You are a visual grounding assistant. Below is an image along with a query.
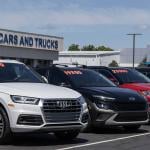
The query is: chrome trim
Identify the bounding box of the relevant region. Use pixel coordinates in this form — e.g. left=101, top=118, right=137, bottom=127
left=41, top=99, right=82, bottom=123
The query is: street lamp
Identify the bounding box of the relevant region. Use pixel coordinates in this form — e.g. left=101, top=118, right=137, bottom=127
left=127, top=33, right=142, bottom=68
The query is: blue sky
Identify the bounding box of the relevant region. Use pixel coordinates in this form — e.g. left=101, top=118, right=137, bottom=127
left=1, top=0, right=150, bottom=50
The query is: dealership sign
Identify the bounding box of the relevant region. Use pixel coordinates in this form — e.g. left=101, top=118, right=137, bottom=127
left=0, top=29, right=63, bottom=51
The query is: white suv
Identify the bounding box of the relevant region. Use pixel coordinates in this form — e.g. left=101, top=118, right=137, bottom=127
left=0, top=60, right=88, bottom=143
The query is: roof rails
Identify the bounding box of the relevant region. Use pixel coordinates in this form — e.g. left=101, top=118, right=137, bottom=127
left=52, top=63, right=68, bottom=67
left=53, top=63, right=87, bottom=68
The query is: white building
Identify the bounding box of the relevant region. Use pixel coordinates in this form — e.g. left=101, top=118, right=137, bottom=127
left=0, top=29, right=64, bottom=67
left=55, top=51, right=120, bottom=66
left=120, top=45, right=150, bottom=67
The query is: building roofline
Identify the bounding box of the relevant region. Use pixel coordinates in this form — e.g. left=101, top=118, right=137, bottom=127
left=0, top=28, right=64, bottom=39
left=59, top=51, right=120, bottom=56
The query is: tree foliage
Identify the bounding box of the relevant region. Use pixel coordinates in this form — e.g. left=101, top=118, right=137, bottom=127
left=96, top=46, right=113, bottom=51
left=108, top=60, right=119, bottom=67
left=68, top=44, right=80, bottom=51
left=138, top=56, right=147, bottom=67
left=68, top=44, right=114, bottom=51
left=81, top=45, right=95, bottom=51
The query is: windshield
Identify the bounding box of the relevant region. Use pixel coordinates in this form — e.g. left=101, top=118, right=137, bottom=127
left=0, top=62, right=45, bottom=83
left=63, top=69, right=116, bottom=88
left=111, top=69, right=150, bottom=84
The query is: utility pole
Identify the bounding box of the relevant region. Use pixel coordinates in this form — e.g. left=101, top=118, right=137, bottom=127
left=127, top=33, right=142, bottom=68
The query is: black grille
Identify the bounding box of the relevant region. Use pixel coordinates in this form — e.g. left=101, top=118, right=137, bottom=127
left=42, top=99, right=81, bottom=123
left=113, top=102, right=146, bottom=111
left=114, top=112, right=148, bottom=122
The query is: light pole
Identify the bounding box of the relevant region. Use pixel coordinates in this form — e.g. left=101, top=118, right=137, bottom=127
left=127, top=33, right=142, bottom=68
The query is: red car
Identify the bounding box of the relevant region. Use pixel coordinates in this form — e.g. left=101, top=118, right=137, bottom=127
left=88, top=66, right=150, bottom=109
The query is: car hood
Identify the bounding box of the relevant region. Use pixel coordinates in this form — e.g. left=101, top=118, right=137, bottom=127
left=120, top=83, right=150, bottom=91
left=79, top=86, right=145, bottom=103
left=0, top=83, right=81, bottom=99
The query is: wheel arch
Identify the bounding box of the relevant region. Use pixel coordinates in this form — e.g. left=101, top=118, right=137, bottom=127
left=0, top=102, right=11, bottom=124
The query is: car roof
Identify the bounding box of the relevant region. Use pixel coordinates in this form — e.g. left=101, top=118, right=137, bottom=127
left=57, top=66, right=90, bottom=71
left=109, top=67, right=131, bottom=70
left=0, top=59, right=23, bottom=64
left=36, top=64, right=88, bottom=70
left=87, top=66, right=109, bottom=69
left=87, top=66, right=133, bottom=72
left=136, top=67, right=150, bottom=70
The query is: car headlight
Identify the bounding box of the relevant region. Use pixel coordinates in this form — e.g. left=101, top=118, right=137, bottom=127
left=78, top=96, right=86, bottom=104
left=92, top=95, right=115, bottom=109
left=92, top=95, right=115, bottom=101
left=11, top=95, right=40, bottom=105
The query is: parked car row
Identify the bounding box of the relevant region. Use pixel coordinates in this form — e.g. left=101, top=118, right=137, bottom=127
left=88, top=66, right=150, bottom=113
left=36, top=65, right=149, bottom=131
left=0, top=60, right=149, bottom=144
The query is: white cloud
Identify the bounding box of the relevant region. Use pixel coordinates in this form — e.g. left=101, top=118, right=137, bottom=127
left=0, top=7, right=150, bottom=30
left=138, top=24, right=150, bottom=30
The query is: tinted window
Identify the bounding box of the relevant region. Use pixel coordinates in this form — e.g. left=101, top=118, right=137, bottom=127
left=50, top=69, right=71, bottom=86
left=136, top=68, right=150, bottom=79
left=111, top=69, right=150, bottom=84
left=36, top=69, right=47, bottom=76
left=146, top=73, right=150, bottom=78
left=63, top=69, right=116, bottom=88
left=97, top=69, right=118, bottom=83
left=0, top=63, right=44, bottom=83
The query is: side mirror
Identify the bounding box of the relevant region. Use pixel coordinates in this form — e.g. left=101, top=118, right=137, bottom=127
left=42, top=76, right=48, bottom=83
left=109, top=78, right=119, bottom=86
left=113, top=81, right=119, bottom=86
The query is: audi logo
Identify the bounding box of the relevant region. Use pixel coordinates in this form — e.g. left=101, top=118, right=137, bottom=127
left=56, top=101, right=72, bottom=108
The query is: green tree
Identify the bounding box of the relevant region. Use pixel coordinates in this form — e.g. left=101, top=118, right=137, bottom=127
left=68, top=44, right=80, bottom=51
left=81, top=45, right=96, bottom=51
left=138, top=56, right=147, bottom=67
left=108, top=60, right=119, bottom=67
left=96, top=46, right=113, bottom=51
left=68, top=44, right=114, bottom=51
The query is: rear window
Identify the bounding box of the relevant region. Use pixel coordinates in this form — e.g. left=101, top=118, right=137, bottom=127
left=136, top=68, right=150, bottom=79
left=111, top=69, right=150, bottom=84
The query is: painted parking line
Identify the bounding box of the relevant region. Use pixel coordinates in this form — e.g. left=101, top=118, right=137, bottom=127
left=56, top=132, right=150, bottom=150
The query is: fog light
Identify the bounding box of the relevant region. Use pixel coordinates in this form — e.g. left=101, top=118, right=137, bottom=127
left=81, top=113, right=89, bottom=123
left=17, top=115, right=43, bottom=126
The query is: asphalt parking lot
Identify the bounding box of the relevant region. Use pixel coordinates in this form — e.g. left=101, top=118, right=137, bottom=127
left=0, top=125, right=150, bottom=150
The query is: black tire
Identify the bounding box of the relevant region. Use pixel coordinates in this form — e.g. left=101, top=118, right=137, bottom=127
left=0, top=106, right=12, bottom=144
left=54, top=130, right=80, bottom=140
left=123, top=125, right=141, bottom=131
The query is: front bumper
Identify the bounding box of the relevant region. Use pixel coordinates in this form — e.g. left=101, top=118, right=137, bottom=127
left=105, top=112, right=149, bottom=125
left=11, top=122, right=84, bottom=133
left=7, top=100, right=88, bottom=133
left=90, top=103, right=149, bottom=126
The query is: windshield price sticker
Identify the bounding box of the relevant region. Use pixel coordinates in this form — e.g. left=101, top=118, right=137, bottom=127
left=0, top=63, right=5, bottom=68
left=64, top=70, right=83, bottom=75
left=112, top=69, right=128, bottom=74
